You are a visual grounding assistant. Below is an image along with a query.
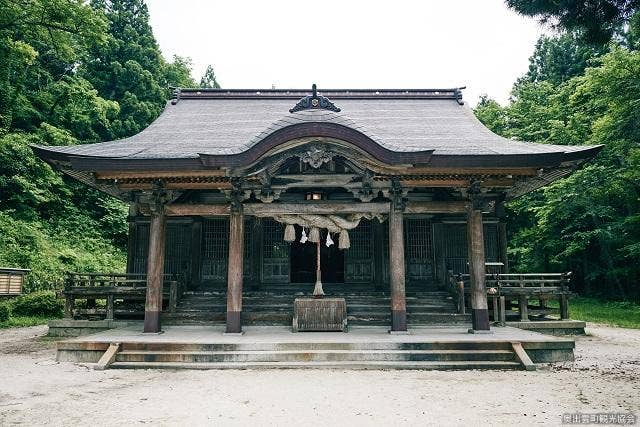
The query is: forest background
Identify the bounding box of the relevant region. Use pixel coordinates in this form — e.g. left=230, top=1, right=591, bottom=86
left=0, top=0, right=638, bottom=301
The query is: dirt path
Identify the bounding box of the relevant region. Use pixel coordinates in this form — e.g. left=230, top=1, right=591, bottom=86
left=0, top=325, right=638, bottom=426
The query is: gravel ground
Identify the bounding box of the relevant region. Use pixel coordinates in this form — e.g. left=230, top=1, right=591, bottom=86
left=0, top=324, right=638, bottom=426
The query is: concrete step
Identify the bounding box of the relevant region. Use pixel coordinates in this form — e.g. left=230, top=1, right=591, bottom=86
left=116, top=349, right=516, bottom=363
left=109, top=360, right=522, bottom=370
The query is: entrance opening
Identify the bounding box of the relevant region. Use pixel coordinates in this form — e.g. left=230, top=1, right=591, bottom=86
left=290, top=225, right=344, bottom=283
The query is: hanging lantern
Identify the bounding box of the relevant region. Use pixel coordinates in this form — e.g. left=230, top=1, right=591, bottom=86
left=308, top=227, right=320, bottom=243
left=300, top=228, right=308, bottom=244
left=283, top=224, right=296, bottom=242
left=326, top=232, right=334, bottom=247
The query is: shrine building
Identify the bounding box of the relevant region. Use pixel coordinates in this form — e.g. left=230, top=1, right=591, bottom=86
left=33, top=86, right=601, bottom=335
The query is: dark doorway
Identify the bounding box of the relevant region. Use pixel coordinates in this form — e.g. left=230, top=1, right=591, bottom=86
left=290, top=225, right=344, bottom=283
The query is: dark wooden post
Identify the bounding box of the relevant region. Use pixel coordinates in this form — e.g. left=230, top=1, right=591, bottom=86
left=143, top=201, right=166, bottom=333
left=126, top=203, right=138, bottom=274
left=251, top=218, right=263, bottom=290
left=190, top=217, right=203, bottom=290
left=373, top=219, right=385, bottom=291
left=467, top=195, right=490, bottom=331
left=495, top=201, right=509, bottom=274
left=226, top=205, right=245, bottom=334
left=389, top=194, right=407, bottom=332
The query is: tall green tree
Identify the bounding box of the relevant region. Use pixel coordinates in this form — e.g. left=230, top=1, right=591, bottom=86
left=476, top=38, right=640, bottom=300
left=506, top=0, right=639, bottom=44
left=199, top=64, right=221, bottom=88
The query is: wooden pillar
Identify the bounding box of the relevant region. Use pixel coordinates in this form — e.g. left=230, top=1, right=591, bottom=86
left=190, top=217, right=203, bottom=290
left=251, top=218, right=263, bottom=290
left=497, top=222, right=509, bottom=273
left=373, top=219, right=385, bottom=291
left=389, top=200, right=407, bottom=332
left=467, top=205, right=490, bottom=331
left=126, top=203, right=138, bottom=274
left=226, top=207, right=245, bottom=334
left=143, top=205, right=166, bottom=333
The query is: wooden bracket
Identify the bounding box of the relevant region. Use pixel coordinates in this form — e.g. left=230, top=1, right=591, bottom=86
left=511, top=341, right=536, bottom=371
left=94, top=342, right=120, bottom=371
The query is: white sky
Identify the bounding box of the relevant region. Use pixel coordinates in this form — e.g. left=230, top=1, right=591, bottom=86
left=146, top=0, right=548, bottom=106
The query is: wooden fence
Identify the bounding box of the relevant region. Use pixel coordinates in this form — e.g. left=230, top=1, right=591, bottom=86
left=62, top=272, right=183, bottom=320
left=447, top=271, right=571, bottom=323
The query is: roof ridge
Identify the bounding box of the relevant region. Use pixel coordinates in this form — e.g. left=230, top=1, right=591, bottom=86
left=173, top=87, right=467, bottom=101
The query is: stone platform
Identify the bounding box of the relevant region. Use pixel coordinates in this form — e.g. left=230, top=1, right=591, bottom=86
left=56, top=325, right=574, bottom=370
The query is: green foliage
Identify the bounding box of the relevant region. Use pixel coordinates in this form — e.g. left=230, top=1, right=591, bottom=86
left=200, top=65, right=221, bottom=89
left=11, top=291, right=63, bottom=318
left=476, top=33, right=640, bottom=300
left=0, top=0, right=208, bottom=292
left=520, top=33, right=608, bottom=85
left=0, top=302, right=10, bottom=322
left=505, top=0, right=639, bottom=44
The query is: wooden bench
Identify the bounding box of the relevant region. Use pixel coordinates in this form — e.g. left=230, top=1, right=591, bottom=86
left=449, top=272, right=571, bottom=323
left=62, top=272, right=183, bottom=320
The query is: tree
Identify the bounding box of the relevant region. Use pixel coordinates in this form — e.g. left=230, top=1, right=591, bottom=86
left=84, top=0, right=167, bottom=137
left=520, top=33, right=609, bottom=85
left=505, top=0, right=639, bottom=44
left=199, top=65, right=221, bottom=89
left=478, top=41, right=640, bottom=300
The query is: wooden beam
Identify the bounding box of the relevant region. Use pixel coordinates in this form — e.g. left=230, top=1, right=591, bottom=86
left=467, top=206, right=490, bottom=331
left=244, top=202, right=390, bottom=215
left=94, top=342, right=120, bottom=371
left=226, top=209, right=244, bottom=334
left=389, top=202, right=407, bottom=332
left=143, top=209, right=166, bottom=333
left=398, top=167, right=540, bottom=176
left=511, top=342, right=536, bottom=371
left=95, top=170, right=225, bottom=179
left=405, top=201, right=467, bottom=214
left=165, top=204, right=231, bottom=216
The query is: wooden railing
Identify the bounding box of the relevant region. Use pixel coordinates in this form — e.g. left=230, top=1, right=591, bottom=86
left=447, top=271, right=572, bottom=323
left=62, top=272, right=184, bottom=320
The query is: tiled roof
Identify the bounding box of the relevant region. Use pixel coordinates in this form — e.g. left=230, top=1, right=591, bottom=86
left=33, top=88, right=600, bottom=167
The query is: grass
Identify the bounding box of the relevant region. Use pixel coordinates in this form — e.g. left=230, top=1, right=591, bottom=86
left=0, top=316, right=51, bottom=329
left=546, top=296, right=640, bottom=329
left=568, top=297, right=640, bottom=329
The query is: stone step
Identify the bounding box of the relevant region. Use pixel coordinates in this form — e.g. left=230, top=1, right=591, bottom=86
left=109, top=360, right=522, bottom=370
left=174, top=305, right=456, bottom=313
left=163, top=313, right=471, bottom=326
left=118, top=340, right=512, bottom=353
left=116, top=349, right=516, bottom=363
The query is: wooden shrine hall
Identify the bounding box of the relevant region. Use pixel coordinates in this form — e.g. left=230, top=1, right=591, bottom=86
left=34, top=85, right=601, bottom=335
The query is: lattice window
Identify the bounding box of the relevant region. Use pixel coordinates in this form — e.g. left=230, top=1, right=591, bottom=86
left=202, top=219, right=229, bottom=260
left=345, top=220, right=373, bottom=282
left=243, top=218, right=254, bottom=280
left=201, top=218, right=229, bottom=282
left=132, top=223, right=149, bottom=274
left=404, top=219, right=433, bottom=260
left=164, top=223, right=191, bottom=276
left=404, top=218, right=434, bottom=284
left=262, top=219, right=289, bottom=283
left=484, top=223, right=499, bottom=262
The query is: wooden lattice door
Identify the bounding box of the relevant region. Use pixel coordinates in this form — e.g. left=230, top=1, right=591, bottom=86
left=164, top=223, right=192, bottom=277
left=344, top=220, right=374, bottom=283
left=261, top=219, right=290, bottom=283
left=201, top=218, right=229, bottom=284
left=404, top=218, right=434, bottom=285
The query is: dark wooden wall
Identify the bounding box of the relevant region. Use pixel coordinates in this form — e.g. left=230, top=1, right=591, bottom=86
left=127, top=215, right=503, bottom=289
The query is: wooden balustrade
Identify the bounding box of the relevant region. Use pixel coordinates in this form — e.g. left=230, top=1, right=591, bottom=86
left=62, top=272, right=184, bottom=320
left=447, top=271, right=572, bottom=323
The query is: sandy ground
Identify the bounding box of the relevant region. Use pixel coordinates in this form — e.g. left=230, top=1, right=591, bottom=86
left=0, top=325, right=638, bottom=426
